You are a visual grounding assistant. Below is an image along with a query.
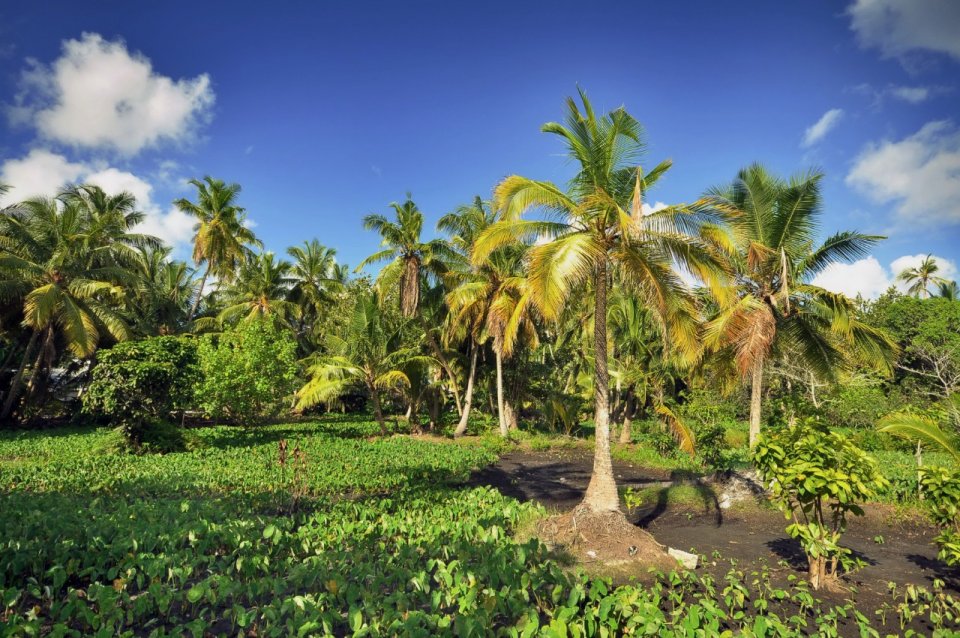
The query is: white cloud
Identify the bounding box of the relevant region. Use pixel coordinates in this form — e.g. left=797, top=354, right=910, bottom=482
left=802, top=109, right=844, bottom=147
left=848, top=0, right=960, bottom=60
left=846, top=120, right=960, bottom=226
left=890, top=253, right=957, bottom=282
left=811, top=256, right=893, bottom=299
left=0, top=148, right=86, bottom=203
left=812, top=253, right=958, bottom=299
left=0, top=149, right=194, bottom=250
left=10, top=33, right=214, bottom=155
left=641, top=201, right=668, bottom=215
left=889, top=86, right=930, bottom=103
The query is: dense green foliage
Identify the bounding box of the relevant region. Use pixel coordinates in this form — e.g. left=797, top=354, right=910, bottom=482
left=83, top=336, right=198, bottom=445
left=2, top=420, right=959, bottom=636
left=195, top=320, right=298, bottom=421
left=753, top=419, right=889, bottom=590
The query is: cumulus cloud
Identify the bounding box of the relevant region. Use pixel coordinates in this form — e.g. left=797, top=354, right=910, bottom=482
left=811, top=257, right=894, bottom=299
left=0, top=149, right=195, bottom=250
left=0, top=148, right=86, bottom=202
left=848, top=0, right=960, bottom=61
left=642, top=201, right=668, bottom=215
left=812, top=253, right=958, bottom=299
left=10, top=33, right=214, bottom=155
left=802, top=109, right=844, bottom=147
left=846, top=121, right=960, bottom=226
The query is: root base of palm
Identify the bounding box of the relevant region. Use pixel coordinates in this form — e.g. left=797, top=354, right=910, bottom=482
left=536, top=505, right=678, bottom=576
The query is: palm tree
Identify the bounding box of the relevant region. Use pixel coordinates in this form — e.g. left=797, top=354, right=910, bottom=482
left=175, top=177, right=261, bottom=322
left=128, top=245, right=197, bottom=335
left=937, top=280, right=960, bottom=301
left=296, top=291, right=433, bottom=434
left=0, top=195, right=137, bottom=419
left=474, top=89, right=725, bottom=515
left=898, top=255, right=947, bottom=299
left=358, top=196, right=463, bottom=414
left=878, top=412, right=959, bottom=463
left=439, top=196, right=498, bottom=436
left=216, top=252, right=299, bottom=325
left=448, top=243, right=537, bottom=437
left=703, top=163, right=895, bottom=447
left=287, top=240, right=343, bottom=316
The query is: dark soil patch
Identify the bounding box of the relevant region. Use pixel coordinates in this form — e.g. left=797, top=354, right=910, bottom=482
left=470, top=449, right=960, bottom=635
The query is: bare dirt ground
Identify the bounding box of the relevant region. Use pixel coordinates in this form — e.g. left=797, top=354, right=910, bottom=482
left=470, top=448, right=960, bottom=634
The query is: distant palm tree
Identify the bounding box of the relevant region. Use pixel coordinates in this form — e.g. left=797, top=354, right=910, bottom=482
left=128, top=245, right=197, bottom=335
left=474, top=89, right=726, bottom=514
left=217, top=252, right=299, bottom=325
left=898, top=255, right=947, bottom=299
left=296, top=292, right=433, bottom=434
left=175, top=177, right=261, bottom=321
left=439, top=196, right=498, bottom=436
left=937, top=280, right=960, bottom=301
left=358, top=196, right=463, bottom=414
left=703, top=163, right=895, bottom=448
left=286, top=240, right=345, bottom=350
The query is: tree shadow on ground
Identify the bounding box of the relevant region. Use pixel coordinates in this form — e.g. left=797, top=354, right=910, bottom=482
left=632, top=472, right=722, bottom=528
left=907, top=553, right=960, bottom=590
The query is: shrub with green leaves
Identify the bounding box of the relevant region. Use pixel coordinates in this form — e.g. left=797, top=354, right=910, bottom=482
left=82, top=336, right=198, bottom=446
left=195, top=320, right=298, bottom=422
left=753, top=418, right=889, bottom=590
left=919, top=465, right=960, bottom=566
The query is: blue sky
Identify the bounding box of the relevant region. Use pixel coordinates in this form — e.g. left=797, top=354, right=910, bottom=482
left=1, top=0, right=958, bottom=297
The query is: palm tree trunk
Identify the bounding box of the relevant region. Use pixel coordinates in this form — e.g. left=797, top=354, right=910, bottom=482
left=1, top=330, right=40, bottom=422
left=454, top=341, right=478, bottom=437
left=24, top=327, right=54, bottom=404
left=504, top=397, right=519, bottom=431
left=582, top=260, right=620, bottom=512
left=417, top=316, right=463, bottom=416
left=496, top=349, right=508, bottom=437
left=619, top=391, right=635, bottom=444
left=749, top=361, right=764, bottom=448
left=187, top=265, right=210, bottom=322
left=369, top=382, right=387, bottom=436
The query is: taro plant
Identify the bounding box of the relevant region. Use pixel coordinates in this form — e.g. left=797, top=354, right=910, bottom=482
left=753, top=418, right=889, bottom=590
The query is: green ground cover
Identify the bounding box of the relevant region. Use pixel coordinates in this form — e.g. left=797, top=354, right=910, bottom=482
left=2, top=417, right=958, bottom=637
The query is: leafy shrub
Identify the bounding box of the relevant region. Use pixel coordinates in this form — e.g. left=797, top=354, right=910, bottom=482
left=195, top=320, right=298, bottom=422
left=82, top=336, right=198, bottom=447
left=693, top=421, right=727, bottom=470
left=919, top=465, right=960, bottom=566
left=753, top=418, right=889, bottom=590
left=821, top=381, right=897, bottom=430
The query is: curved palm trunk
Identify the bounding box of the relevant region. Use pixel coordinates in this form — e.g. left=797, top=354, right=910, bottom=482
left=417, top=316, right=463, bottom=416
left=454, top=341, right=478, bottom=437
left=582, top=260, right=620, bottom=512
left=749, top=361, right=764, bottom=448
left=187, top=265, right=210, bottom=323
left=496, top=349, right=508, bottom=437
left=1, top=330, right=40, bottom=422
left=368, top=380, right=387, bottom=436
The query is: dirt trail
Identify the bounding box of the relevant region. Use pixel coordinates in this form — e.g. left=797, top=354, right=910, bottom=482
left=470, top=449, right=960, bottom=598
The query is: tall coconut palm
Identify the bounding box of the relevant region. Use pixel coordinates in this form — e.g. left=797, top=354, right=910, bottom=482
left=703, top=163, right=895, bottom=447
left=448, top=243, right=537, bottom=437
left=358, top=196, right=463, bottom=414
left=0, top=196, right=136, bottom=419
left=296, top=291, right=433, bottom=434
left=439, top=196, right=498, bottom=436
left=175, top=177, right=261, bottom=321
left=898, top=255, right=948, bottom=299
left=474, top=89, right=726, bottom=515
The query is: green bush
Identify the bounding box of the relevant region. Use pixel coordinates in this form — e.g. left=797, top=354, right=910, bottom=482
left=821, top=381, right=897, bottom=430
left=195, top=320, right=299, bottom=422
left=753, top=418, right=889, bottom=590
left=919, top=465, right=960, bottom=566
left=82, top=336, right=198, bottom=446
